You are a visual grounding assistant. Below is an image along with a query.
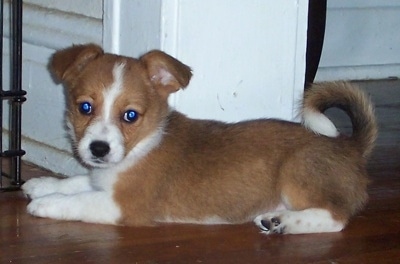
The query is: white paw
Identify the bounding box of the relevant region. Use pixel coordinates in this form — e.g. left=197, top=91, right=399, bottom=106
left=27, top=194, right=68, bottom=219
left=22, top=177, right=62, bottom=199
left=254, top=209, right=345, bottom=235
left=254, top=213, right=286, bottom=235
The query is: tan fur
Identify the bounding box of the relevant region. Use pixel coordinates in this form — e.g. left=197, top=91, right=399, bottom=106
left=50, top=44, right=377, bottom=229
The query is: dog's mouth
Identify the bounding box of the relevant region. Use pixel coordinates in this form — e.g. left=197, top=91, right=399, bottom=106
left=92, top=157, right=107, bottom=164
left=84, top=157, right=115, bottom=168
left=92, top=158, right=105, bottom=164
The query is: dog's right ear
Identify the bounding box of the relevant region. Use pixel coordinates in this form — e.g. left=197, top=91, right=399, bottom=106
left=50, top=44, right=104, bottom=84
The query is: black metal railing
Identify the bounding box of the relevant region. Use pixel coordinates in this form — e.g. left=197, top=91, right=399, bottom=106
left=1, top=0, right=26, bottom=191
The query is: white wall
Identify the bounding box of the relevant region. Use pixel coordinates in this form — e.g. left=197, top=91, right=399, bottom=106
left=2, top=0, right=309, bottom=176
left=316, top=0, right=400, bottom=81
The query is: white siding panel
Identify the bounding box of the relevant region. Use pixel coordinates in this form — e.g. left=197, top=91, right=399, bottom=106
left=21, top=4, right=101, bottom=50
left=25, top=0, right=103, bottom=19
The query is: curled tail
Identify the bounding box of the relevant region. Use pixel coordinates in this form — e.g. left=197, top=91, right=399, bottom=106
left=301, top=82, right=378, bottom=158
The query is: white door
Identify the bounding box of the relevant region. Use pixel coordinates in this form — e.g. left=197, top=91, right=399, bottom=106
left=103, top=0, right=309, bottom=122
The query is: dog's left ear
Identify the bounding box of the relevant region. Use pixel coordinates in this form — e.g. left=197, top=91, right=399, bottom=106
left=140, top=50, right=192, bottom=99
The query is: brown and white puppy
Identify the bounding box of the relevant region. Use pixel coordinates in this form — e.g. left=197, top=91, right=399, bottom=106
left=22, top=44, right=377, bottom=235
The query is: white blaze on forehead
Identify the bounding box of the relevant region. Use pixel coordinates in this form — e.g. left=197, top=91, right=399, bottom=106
left=102, top=62, right=126, bottom=121
left=76, top=62, right=127, bottom=168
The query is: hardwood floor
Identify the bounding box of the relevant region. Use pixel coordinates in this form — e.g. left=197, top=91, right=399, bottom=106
left=1, top=80, right=399, bottom=263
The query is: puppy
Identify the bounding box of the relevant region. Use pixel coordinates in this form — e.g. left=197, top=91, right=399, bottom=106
left=23, top=44, right=377, bottom=235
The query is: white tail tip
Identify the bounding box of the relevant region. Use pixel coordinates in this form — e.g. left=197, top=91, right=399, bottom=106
left=302, top=109, right=339, bottom=137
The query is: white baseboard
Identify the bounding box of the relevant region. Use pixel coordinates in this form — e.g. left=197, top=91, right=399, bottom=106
left=2, top=131, right=88, bottom=177
left=315, top=64, right=400, bottom=82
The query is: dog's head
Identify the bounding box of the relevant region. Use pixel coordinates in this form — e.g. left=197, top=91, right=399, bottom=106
left=50, top=44, right=192, bottom=168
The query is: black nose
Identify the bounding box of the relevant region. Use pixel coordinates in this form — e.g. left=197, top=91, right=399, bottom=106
left=89, top=141, right=110, bottom=158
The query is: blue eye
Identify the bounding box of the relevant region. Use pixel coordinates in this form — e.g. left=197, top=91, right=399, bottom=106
left=123, top=110, right=138, bottom=123
left=79, top=102, right=92, bottom=115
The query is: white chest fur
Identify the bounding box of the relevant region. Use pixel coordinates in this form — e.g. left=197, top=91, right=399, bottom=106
left=89, top=125, right=165, bottom=192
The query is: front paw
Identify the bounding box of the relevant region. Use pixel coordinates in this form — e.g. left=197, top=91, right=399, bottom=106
left=27, top=194, right=67, bottom=219
left=22, top=177, right=62, bottom=199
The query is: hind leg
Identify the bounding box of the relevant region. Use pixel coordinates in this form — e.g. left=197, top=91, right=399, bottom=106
left=254, top=185, right=349, bottom=235
left=254, top=208, right=345, bottom=235
left=261, top=147, right=368, bottom=235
